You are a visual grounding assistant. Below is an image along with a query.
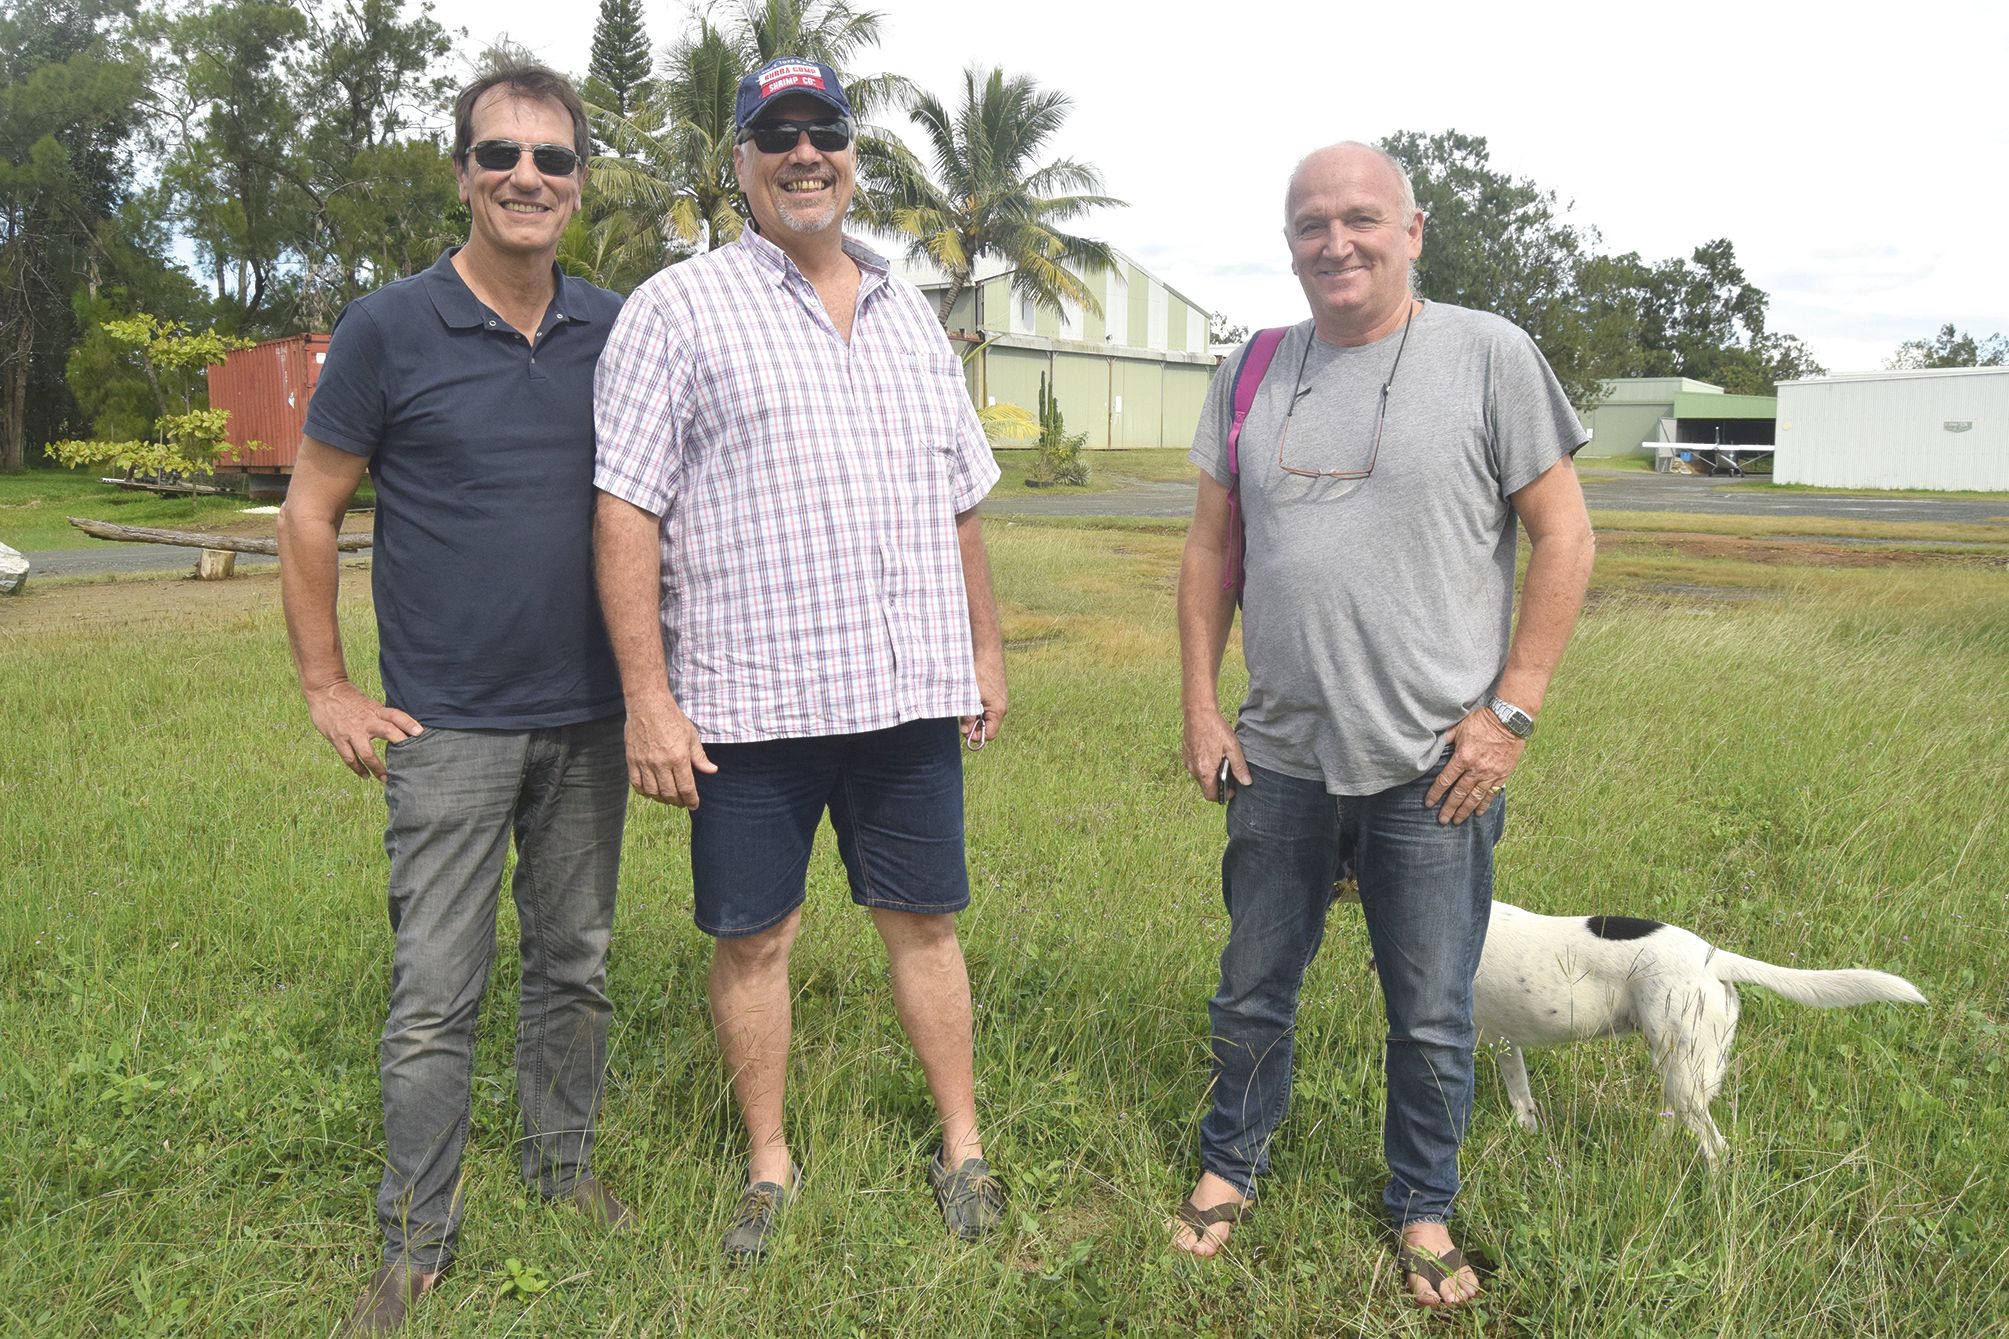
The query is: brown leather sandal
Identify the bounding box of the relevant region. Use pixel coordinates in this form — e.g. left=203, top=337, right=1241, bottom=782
left=1396, top=1241, right=1473, bottom=1307
left=1173, top=1196, right=1253, bottom=1251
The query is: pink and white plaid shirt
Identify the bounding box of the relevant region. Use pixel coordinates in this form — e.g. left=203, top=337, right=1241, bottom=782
left=594, top=230, right=1000, bottom=743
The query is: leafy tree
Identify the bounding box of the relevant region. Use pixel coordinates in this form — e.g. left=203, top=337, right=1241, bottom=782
left=0, top=0, right=152, bottom=472
left=1887, top=324, right=2008, bottom=370
left=1208, top=313, right=1249, bottom=346
left=152, top=0, right=309, bottom=331
left=1383, top=129, right=1823, bottom=401
left=48, top=313, right=253, bottom=477
left=887, top=65, right=1121, bottom=327
left=152, top=0, right=458, bottom=334
left=583, top=0, right=654, bottom=136
left=1381, top=129, right=1609, bottom=407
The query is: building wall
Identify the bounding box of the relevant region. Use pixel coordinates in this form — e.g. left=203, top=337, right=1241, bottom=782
left=1582, top=401, right=1671, bottom=457
left=1776, top=370, right=2009, bottom=490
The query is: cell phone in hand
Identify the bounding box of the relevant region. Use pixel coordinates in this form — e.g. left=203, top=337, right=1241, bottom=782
left=1214, top=757, right=1232, bottom=803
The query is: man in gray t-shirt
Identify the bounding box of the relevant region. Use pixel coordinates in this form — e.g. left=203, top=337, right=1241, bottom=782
left=1169, top=142, right=1595, bottom=1311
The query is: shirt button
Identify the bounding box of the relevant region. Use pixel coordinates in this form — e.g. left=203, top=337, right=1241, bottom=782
left=487, top=319, right=496, bottom=327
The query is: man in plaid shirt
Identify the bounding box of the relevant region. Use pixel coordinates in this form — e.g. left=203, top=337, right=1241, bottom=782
left=593, top=57, right=1008, bottom=1262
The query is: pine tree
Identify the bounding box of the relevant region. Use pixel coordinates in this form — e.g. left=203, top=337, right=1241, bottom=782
left=586, top=0, right=654, bottom=120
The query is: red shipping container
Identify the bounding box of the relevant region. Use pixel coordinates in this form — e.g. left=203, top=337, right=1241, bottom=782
left=207, top=332, right=331, bottom=476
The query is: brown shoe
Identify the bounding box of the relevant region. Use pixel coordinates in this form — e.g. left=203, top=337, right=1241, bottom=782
left=341, top=1261, right=441, bottom=1337
left=568, top=1176, right=634, bottom=1233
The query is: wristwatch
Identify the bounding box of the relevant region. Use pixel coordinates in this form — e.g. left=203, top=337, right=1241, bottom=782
left=1487, top=696, right=1535, bottom=739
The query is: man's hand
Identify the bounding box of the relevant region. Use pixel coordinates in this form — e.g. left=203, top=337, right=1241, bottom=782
left=1425, top=707, right=1527, bottom=825
left=962, top=653, right=1009, bottom=748
left=1183, top=709, right=1251, bottom=803
left=305, top=680, right=424, bottom=781
left=625, top=694, right=716, bottom=807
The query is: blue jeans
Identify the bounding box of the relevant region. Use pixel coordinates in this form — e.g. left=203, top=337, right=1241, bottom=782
left=1198, top=755, right=1501, bottom=1226
left=375, top=716, right=627, bottom=1270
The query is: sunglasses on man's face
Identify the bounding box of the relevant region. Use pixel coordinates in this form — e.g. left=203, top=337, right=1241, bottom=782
left=466, top=139, right=583, bottom=176
left=737, top=118, right=854, bottom=155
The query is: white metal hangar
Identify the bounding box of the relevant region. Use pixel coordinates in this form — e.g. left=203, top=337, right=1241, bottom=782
left=1775, top=367, right=2009, bottom=491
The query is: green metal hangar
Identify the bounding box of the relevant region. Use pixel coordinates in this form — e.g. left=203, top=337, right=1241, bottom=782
left=892, top=248, right=1217, bottom=449
left=1578, top=376, right=1778, bottom=473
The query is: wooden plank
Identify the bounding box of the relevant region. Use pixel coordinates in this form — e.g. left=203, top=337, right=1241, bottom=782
left=66, top=517, right=372, bottom=554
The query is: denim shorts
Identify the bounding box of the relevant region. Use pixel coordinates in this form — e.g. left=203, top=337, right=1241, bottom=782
left=688, top=717, right=971, bottom=937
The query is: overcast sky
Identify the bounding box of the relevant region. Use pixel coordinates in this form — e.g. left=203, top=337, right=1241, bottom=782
left=431, top=0, right=2009, bottom=372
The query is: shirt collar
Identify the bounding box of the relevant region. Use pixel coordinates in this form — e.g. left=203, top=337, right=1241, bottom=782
left=421, top=246, right=596, bottom=328
left=736, top=228, right=890, bottom=296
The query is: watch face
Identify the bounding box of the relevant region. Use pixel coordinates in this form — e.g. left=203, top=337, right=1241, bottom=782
left=1491, top=700, right=1532, bottom=737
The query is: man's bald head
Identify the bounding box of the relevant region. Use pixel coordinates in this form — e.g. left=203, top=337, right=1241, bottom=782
left=1285, top=142, right=1417, bottom=227
left=1282, top=141, right=1425, bottom=343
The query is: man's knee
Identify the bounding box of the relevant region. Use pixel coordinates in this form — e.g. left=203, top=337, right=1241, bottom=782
left=712, top=913, right=800, bottom=977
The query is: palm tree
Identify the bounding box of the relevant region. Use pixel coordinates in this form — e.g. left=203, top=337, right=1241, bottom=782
left=887, top=65, right=1122, bottom=327
left=585, top=0, right=913, bottom=261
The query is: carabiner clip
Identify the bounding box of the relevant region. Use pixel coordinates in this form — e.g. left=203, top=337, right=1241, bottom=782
left=965, top=718, right=988, bottom=752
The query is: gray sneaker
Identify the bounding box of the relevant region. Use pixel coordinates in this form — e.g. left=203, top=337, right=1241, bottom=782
left=721, top=1164, right=801, bottom=1265
left=928, top=1154, right=1005, bottom=1240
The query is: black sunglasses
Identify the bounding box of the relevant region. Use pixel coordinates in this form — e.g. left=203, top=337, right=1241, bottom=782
left=466, top=139, right=583, bottom=176
left=736, top=118, right=854, bottom=154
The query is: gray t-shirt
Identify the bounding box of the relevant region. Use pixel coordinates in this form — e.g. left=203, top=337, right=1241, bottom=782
left=1189, top=302, right=1586, bottom=795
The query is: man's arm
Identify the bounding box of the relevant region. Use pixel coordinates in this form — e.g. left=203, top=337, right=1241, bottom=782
left=1426, top=454, right=1596, bottom=824
left=954, top=507, right=1008, bottom=745
left=1177, top=473, right=1250, bottom=801
left=593, top=489, right=714, bottom=807
left=277, top=436, right=422, bottom=780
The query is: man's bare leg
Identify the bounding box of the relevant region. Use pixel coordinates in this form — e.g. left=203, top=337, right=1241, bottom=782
left=709, top=909, right=802, bottom=1186
left=869, top=907, right=982, bottom=1164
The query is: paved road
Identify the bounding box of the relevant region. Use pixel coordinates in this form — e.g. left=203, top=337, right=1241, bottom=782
left=991, top=472, right=2009, bottom=526
left=23, top=545, right=285, bottom=579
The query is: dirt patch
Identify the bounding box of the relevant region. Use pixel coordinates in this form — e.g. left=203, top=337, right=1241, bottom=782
left=1595, top=531, right=2008, bottom=569
left=0, top=558, right=372, bottom=640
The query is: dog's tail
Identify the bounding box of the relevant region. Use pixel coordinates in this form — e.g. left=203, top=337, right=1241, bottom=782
left=1709, top=950, right=1927, bottom=1008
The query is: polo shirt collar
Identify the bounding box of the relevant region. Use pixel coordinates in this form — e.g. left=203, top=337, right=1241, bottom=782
left=420, top=246, right=597, bottom=328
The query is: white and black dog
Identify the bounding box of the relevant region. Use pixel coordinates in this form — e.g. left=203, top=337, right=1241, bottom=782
left=1351, top=893, right=1927, bottom=1162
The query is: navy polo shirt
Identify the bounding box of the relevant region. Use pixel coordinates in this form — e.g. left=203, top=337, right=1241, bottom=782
left=305, top=249, right=624, bottom=729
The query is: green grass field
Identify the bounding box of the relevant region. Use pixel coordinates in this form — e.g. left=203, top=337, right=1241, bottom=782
left=3, top=516, right=2005, bottom=1336
left=0, top=470, right=264, bottom=554
left=983, top=448, right=1196, bottom=500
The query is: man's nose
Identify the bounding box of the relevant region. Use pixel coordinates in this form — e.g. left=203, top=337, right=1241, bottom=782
left=787, top=133, right=821, bottom=164
left=509, top=148, right=544, bottom=188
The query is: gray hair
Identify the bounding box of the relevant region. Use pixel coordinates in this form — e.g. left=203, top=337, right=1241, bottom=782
left=1284, top=141, right=1419, bottom=227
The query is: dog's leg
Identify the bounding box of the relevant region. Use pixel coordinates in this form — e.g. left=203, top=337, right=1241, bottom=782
left=1492, top=1040, right=1541, bottom=1132
left=1643, top=982, right=1736, bottom=1165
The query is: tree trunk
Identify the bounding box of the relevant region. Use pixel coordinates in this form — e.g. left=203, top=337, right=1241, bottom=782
left=67, top=518, right=372, bottom=553
left=2, top=318, right=26, bottom=474
left=935, top=273, right=968, bottom=329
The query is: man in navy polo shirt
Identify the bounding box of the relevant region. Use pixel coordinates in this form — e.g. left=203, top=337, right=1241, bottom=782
left=276, top=60, right=630, bottom=1336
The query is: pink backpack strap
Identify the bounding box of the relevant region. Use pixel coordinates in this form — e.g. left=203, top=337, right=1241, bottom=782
left=1222, top=327, right=1290, bottom=596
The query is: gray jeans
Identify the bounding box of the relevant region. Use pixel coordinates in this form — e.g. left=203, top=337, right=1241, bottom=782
left=375, top=716, right=627, bottom=1271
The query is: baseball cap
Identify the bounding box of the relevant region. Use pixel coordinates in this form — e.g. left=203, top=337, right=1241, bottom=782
left=735, top=56, right=853, bottom=127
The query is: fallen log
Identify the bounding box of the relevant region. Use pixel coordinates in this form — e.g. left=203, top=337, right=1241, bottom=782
left=66, top=517, right=372, bottom=553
